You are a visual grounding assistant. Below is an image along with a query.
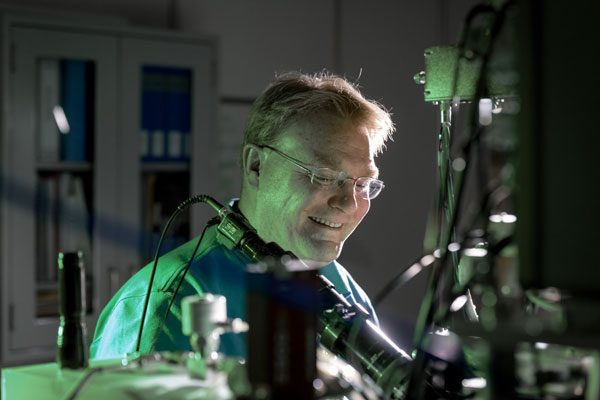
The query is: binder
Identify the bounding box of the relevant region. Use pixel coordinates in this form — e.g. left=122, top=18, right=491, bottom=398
left=141, top=66, right=191, bottom=161
left=165, top=69, right=191, bottom=161
left=60, top=60, right=89, bottom=162
left=141, top=66, right=166, bottom=161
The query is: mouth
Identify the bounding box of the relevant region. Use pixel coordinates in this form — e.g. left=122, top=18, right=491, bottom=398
left=309, top=216, right=342, bottom=229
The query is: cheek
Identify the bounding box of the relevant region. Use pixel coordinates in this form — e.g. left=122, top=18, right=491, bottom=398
left=291, top=188, right=319, bottom=224
left=259, top=167, right=293, bottom=202
left=279, top=174, right=318, bottom=208
left=362, top=199, right=371, bottom=215
left=298, top=187, right=335, bottom=220
left=261, top=173, right=311, bottom=220
left=354, top=199, right=371, bottom=224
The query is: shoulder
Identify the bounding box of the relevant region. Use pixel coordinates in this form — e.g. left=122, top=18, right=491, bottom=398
left=91, top=232, right=224, bottom=359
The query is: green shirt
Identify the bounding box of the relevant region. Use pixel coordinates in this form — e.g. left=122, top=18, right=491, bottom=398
left=90, top=213, right=378, bottom=360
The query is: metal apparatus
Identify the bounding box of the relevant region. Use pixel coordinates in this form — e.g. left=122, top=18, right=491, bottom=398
left=318, top=275, right=412, bottom=399
left=405, top=1, right=600, bottom=399
left=181, top=293, right=248, bottom=379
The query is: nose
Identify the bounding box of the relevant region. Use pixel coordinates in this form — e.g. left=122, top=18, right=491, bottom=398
left=328, top=179, right=359, bottom=213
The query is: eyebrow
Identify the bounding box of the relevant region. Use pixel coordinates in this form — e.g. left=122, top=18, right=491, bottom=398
left=308, top=149, right=334, bottom=166
left=311, top=149, right=380, bottom=179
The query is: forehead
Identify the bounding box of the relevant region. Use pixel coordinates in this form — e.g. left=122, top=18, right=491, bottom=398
left=276, top=117, right=379, bottom=176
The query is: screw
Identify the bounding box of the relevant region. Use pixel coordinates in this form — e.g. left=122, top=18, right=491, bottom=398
left=413, top=71, right=426, bottom=85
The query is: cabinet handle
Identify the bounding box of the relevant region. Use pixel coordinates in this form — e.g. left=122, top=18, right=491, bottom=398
left=9, top=302, right=15, bottom=331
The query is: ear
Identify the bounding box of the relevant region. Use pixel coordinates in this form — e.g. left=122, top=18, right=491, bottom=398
left=241, top=144, right=263, bottom=189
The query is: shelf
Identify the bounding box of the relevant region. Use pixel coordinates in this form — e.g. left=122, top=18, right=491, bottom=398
left=141, top=161, right=189, bottom=172
left=36, top=281, right=58, bottom=291
left=36, top=161, right=93, bottom=172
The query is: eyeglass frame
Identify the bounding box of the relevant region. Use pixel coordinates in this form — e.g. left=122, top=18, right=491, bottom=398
left=260, top=145, right=385, bottom=200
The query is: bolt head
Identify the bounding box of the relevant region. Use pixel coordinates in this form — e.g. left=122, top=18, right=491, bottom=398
left=413, top=71, right=426, bottom=85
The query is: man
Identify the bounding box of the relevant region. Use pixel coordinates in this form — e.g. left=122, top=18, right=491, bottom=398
left=90, top=71, right=394, bottom=360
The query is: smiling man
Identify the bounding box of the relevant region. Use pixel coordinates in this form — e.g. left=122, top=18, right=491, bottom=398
left=239, top=73, right=391, bottom=268
left=90, top=71, right=394, bottom=360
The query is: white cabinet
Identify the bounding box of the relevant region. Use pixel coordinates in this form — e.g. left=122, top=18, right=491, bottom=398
left=0, top=14, right=217, bottom=366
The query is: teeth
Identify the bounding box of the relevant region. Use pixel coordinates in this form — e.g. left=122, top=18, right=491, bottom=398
left=310, top=216, right=342, bottom=228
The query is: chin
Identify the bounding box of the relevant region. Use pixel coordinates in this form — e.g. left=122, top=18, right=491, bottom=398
left=292, top=238, right=343, bottom=267
left=302, top=258, right=332, bottom=268
left=302, top=249, right=341, bottom=268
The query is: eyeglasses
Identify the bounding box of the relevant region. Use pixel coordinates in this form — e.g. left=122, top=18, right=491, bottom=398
left=261, top=145, right=385, bottom=200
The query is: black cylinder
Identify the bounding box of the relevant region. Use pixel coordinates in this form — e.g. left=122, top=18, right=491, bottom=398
left=57, top=251, right=89, bottom=369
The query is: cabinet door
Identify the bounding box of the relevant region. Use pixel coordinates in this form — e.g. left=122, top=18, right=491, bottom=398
left=2, top=26, right=118, bottom=362
left=118, top=37, right=217, bottom=279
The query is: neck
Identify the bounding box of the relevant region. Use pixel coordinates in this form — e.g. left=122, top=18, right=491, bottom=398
left=237, top=195, right=253, bottom=225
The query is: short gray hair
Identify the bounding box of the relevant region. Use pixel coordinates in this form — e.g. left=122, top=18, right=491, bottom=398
left=240, top=71, right=394, bottom=164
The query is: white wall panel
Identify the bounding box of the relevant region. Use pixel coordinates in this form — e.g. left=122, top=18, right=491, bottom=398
left=176, top=0, right=337, bottom=98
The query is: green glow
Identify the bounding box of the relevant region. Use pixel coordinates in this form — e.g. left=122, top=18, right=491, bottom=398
left=481, top=291, right=497, bottom=307
left=524, top=319, right=543, bottom=337
left=480, top=307, right=497, bottom=331
left=476, top=261, right=490, bottom=275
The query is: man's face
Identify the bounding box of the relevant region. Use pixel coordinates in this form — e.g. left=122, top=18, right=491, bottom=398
left=251, top=117, right=379, bottom=267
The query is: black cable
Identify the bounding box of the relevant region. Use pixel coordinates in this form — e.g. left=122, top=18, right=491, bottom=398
left=68, top=195, right=226, bottom=399
left=134, top=203, right=187, bottom=354
left=419, top=137, right=476, bottom=330
left=372, top=254, right=427, bottom=307
left=375, top=111, right=512, bottom=311
left=406, top=3, right=516, bottom=399
left=427, top=181, right=516, bottom=325
left=433, top=0, right=516, bottom=326
left=135, top=194, right=223, bottom=354
left=424, top=2, right=499, bottom=320
left=148, top=217, right=218, bottom=353
left=65, top=367, right=104, bottom=400
left=443, top=3, right=503, bottom=283
left=373, top=200, right=513, bottom=312
left=376, top=2, right=501, bottom=320
left=64, top=361, right=137, bottom=400
left=420, top=0, right=516, bottom=336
